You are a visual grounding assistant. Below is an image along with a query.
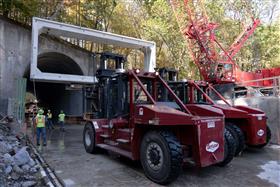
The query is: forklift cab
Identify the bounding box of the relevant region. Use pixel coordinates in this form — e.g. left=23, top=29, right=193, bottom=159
left=158, top=68, right=214, bottom=105
left=92, top=65, right=191, bottom=121
left=158, top=68, right=186, bottom=103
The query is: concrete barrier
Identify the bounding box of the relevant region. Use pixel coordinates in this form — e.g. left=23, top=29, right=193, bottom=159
left=234, top=97, right=280, bottom=145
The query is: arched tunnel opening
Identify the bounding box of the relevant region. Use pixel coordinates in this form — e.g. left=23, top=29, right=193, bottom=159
left=24, top=52, right=85, bottom=119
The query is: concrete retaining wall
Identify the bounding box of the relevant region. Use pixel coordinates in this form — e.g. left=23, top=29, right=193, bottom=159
left=0, top=16, right=94, bottom=116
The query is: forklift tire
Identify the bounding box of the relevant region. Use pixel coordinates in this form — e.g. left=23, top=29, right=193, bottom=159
left=226, top=123, right=245, bottom=156
left=140, top=131, right=183, bottom=185
left=83, top=122, right=97, bottom=154
left=231, top=124, right=245, bottom=155
left=217, top=128, right=235, bottom=166
left=225, top=125, right=238, bottom=154
left=250, top=126, right=271, bottom=148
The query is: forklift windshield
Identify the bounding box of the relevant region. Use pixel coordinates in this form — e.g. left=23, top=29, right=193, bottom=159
left=186, top=82, right=232, bottom=106
left=194, top=83, right=232, bottom=106
left=130, top=70, right=191, bottom=114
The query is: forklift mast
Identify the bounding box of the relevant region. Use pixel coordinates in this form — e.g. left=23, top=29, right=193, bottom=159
left=84, top=52, right=127, bottom=118
left=99, top=52, right=126, bottom=70
left=159, top=68, right=178, bottom=82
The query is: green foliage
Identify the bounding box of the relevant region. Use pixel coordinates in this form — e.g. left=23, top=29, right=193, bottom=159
left=0, top=0, right=40, bottom=22
left=253, top=23, right=280, bottom=68
left=139, top=0, right=199, bottom=79
left=205, top=0, right=280, bottom=72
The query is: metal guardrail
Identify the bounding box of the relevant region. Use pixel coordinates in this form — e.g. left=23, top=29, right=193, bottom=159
left=236, top=76, right=280, bottom=97
left=237, top=76, right=280, bottom=84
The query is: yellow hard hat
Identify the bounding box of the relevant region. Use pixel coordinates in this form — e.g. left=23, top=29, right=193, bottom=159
left=38, top=109, right=44, bottom=114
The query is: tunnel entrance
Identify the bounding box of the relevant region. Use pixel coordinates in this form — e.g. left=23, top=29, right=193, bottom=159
left=24, top=52, right=85, bottom=119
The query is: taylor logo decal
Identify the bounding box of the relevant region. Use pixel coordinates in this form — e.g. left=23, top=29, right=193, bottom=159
left=257, top=129, right=264, bottom=137
left=206, top=141, right=219, bottom=153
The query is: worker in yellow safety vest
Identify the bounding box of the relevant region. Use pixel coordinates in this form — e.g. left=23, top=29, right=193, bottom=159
left=58, top=110, right=66, bottom=131
left=36, top=109, right=47, bottom=146
left=47, top=109, right=54, bottom=129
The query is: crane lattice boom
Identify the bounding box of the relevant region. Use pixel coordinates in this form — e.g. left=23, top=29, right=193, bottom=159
left=170, top=0, right=261, bottom=84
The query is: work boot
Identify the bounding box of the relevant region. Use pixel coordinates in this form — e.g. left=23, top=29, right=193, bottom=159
left=43, top=143, right=47, bottom=146
left=37, top=143, right=40, bottom=146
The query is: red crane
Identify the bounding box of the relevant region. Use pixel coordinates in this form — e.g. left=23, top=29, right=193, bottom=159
left=170, top=0, right=280, bottom=86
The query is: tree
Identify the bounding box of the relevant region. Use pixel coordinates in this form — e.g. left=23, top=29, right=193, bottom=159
left=1, top=0, right=279, bottom=79
left=205, top=0, right=280, bottom=71
left=137, top=0, right=198, bottom=79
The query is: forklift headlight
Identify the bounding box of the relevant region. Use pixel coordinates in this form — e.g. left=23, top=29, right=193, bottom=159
left=148, top=119, right=159, bottom=125
left=155, top=71, right=159, bottom=76
left=136, top=69, right=140, bottom=74
left=252, top=114, right=265, bottom=120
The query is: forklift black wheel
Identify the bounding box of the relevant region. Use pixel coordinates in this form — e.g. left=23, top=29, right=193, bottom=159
left=249, top=126, right=271, bottom=148
left=140, top=131, right=183, bottom=185
left=217, top=128, right=235, bottom=166
left=226, top=123, right=245, bottom=156
left=83, top=123, right=97, bottom=154
left=225, top=125, right=238, bottom=155
left=231, top=124, right=245, bottom=155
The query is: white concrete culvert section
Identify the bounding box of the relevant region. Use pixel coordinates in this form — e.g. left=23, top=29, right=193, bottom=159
left=257, top=161, right=280, bottom=187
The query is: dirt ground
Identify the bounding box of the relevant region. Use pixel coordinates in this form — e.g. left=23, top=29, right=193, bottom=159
left=31, top=125, right=280, bottom=187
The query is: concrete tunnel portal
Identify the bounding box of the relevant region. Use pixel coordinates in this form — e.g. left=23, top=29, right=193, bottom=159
left=24, top=52, right=85, bottom=119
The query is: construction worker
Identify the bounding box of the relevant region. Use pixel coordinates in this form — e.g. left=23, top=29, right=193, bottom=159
left=58, top=110, right=66, bottom=131
left=35, top=109, right=47, bottom=146
left=47, top=109, right=54, bottom=129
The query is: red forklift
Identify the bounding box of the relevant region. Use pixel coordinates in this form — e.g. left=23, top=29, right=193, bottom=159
left=82, top=53, right=235, bottom=184
left=159, top=68, right=271, bottom=156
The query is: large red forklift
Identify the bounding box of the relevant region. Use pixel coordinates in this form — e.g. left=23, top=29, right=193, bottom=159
left=82, top=53, right=235, bottom=184
left=159, top=68, right=271, bottom=156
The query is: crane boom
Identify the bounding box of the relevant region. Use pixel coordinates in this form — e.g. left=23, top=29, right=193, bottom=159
left=170, top=0, right=276, bottom=85
left=171, top=0, right=236, bottom=83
